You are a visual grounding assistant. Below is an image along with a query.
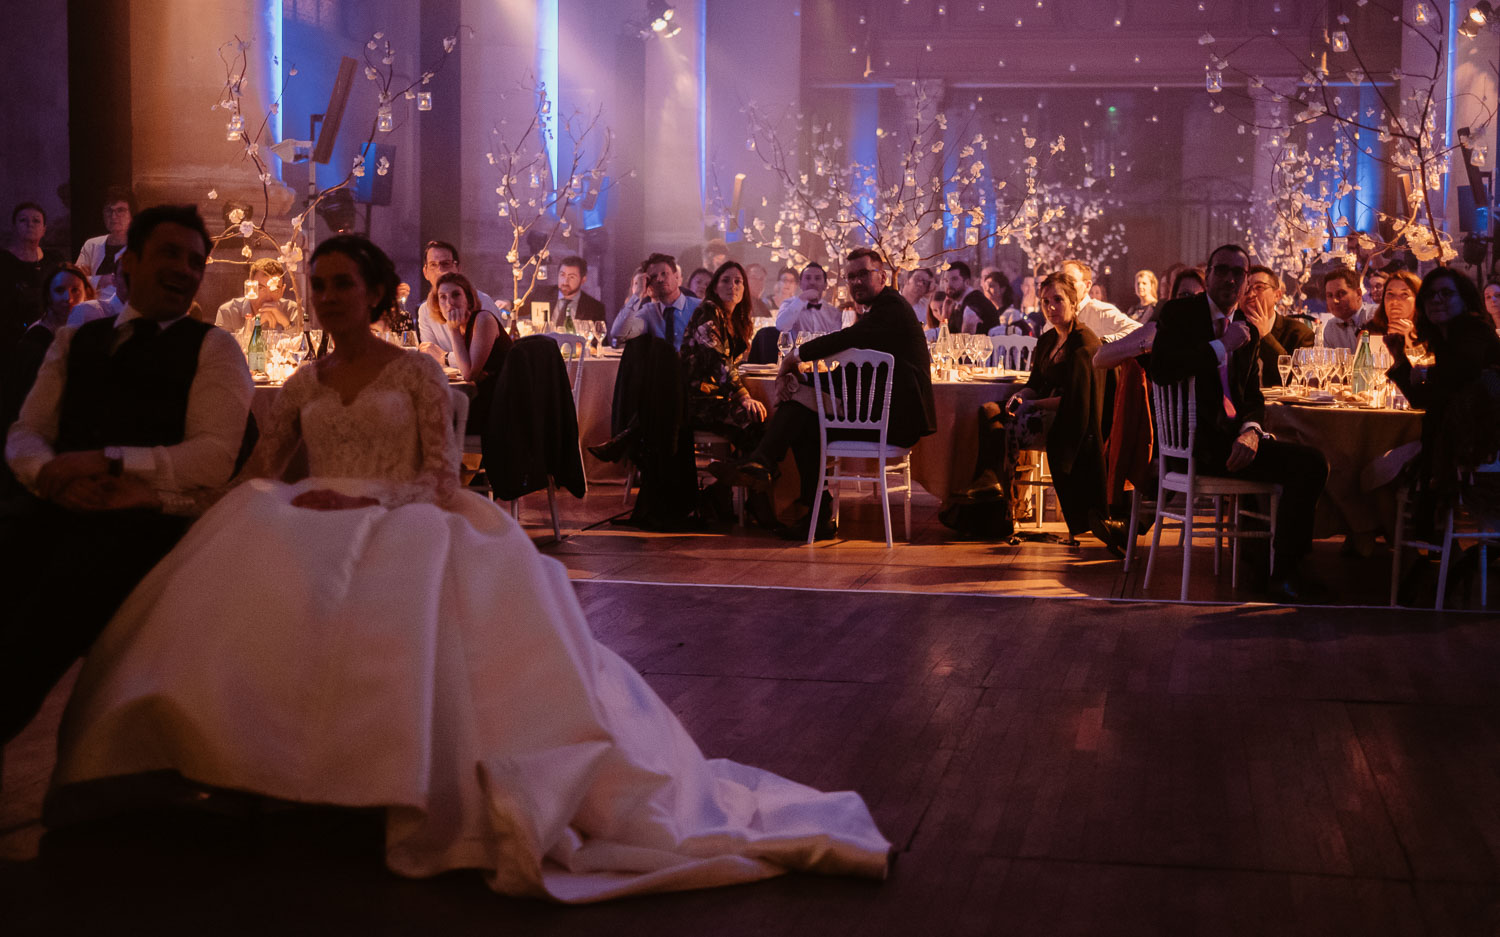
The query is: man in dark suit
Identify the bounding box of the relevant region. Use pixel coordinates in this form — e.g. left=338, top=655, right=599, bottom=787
left=533, top=255, right=606, bottom=330
left=1148, top=243, right=1328, bottom=601
left=712, top=248, right=936, bottom=539
left=1246, top=265, right=1315, bottom=386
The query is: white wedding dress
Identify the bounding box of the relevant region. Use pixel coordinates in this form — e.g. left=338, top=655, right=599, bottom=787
left=51, top=352, right=889, bottom=902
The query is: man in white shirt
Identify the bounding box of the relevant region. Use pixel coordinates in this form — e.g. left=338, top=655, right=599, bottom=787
left=215, top=257, right=303, bottom=346
left=74, top=187, right=133, bottom=304
left=609, top=252, right=700, bottom=350
left=416, top=240, right=504, bottom=356
left=1060, top=258, right=1140, bottom=343
left=1320, top=268, right=1366, bottom=351
left=901, top=267, right=935, bottom=325
left=1359, top=267, right=1387, bottom=322
left=775, top=262, right=841, bottom=334
left=2, top=204, right=254, bottom=745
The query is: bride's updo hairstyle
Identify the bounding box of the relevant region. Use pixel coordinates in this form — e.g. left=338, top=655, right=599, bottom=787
left=309, top=234, right=401, bottom=323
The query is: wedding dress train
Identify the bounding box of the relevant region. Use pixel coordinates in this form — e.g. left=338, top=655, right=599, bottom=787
left=51, top=352, right=889, bottom=902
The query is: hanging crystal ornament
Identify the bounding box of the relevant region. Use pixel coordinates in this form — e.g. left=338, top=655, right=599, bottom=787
left=377, top=104, right=393, bottom=132
left=1414, top=2, right=1432, bottom=25
left=1206, top=68, right=1223, bottom=93
left=417, top=91, right=433, bottom=111
left=1331, top=30, right=1349, bottom=51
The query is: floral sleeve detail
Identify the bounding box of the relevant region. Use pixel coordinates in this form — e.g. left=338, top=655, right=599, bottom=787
left=383, top=353, right=461, bottom=509
left=237, top=365, right=309, bottom=482
left=682, top=308, right=744, bottom=400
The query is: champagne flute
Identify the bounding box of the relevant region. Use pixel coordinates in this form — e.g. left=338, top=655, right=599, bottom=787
left=1277, top=354, right=1293, bottom=388
left=777, top=331, right=794, bottom=364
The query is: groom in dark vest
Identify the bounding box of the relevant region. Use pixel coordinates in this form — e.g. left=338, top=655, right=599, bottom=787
left=1, top=204, right=253, bottom=746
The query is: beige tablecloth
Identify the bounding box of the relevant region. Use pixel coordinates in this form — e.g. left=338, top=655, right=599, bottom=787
left=743, top=373, right=1024, bottom=502
left=1263, top=401, right=1423, bottom=538
left=576, top=354, right=623, bottom=480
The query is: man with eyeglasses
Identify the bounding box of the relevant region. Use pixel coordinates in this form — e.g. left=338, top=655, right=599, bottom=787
left=416, top=240, right=505, bottom=355
left=711, top=248, right=935, bottom=540
left=1149, top=243, right=1329, bottom=602
left=1245, top=265, right=1314, bottom=386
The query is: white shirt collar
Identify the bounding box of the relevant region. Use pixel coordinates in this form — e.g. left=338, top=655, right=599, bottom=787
left=1207, top=293, right=1236, bottom=322
left=115, top=303, right=188, bottom=331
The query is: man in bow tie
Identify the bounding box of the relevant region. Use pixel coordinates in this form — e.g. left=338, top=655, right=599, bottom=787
left=1, top=204, right=253, bottom=746
left=774, top=262, right=841, bottom=335
left=1148, top=243, right=1328, bottom=602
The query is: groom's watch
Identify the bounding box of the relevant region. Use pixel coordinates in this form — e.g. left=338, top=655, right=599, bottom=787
left=105, top=446, right=125, bottom=477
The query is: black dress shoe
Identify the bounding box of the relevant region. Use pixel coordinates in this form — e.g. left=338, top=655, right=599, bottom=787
left=778, top=518, right=838, bottom=541
left=1090, top=517, right=1126, bottom=559
left=962, top=470, right=1005, bottom=502
left=707, top=458, right=776, bottom=492
left=1263, top=571, right=1327, bottom=604
left=587, top=426, right=637, bottom=463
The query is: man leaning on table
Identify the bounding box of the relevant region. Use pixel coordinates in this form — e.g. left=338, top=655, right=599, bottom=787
left=1148, top=243, right=1328, bottom=603
left=711, top=248, right=936, bottom=541
left=1246, top=265, right=1315, bottom=386
left=0, top=204, right=253, bottom=748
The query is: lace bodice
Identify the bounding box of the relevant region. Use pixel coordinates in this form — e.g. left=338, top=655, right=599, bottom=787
left=248, top=352, right=460, bottom=507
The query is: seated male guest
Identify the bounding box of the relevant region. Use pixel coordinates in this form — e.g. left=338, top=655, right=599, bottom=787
left=417, top=240, right=504, bottom=352
left=531, top=255, right=606, bottom=330
left=609, top=252, right=700, bottom=350
left=1320, top=268, right=1366, bottom=351
left=713, top=248, right=936, bottom=540
left=1148, top=243, right=1328, bottom=601
left=215, top=256, right=303, bottom=345
left=1, top=204, right=254, bottom=746
left=1060, top=259, right=1140, bottom=343
left=775, top=262, right=842, bottom=335
left=1245, top=265, right=1314, bottom=386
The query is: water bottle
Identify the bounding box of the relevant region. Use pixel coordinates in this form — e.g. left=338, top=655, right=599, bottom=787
left=247, top=314, right=267, bottom=374
left=1350, top=330, right=1373, bottom=395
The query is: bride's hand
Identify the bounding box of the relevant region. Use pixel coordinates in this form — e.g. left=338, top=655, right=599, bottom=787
left=291, top=489, right=382, bottom=511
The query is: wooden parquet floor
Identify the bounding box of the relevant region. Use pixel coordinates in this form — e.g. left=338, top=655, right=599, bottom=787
left=5, top=576, right=1500, bottom=935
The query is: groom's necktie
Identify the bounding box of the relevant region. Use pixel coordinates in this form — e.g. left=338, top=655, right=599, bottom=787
left=663, top=302, right=677, bottom=346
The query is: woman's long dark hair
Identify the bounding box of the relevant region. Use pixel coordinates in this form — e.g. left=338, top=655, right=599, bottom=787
left=1368, top=268, right=1421, bottom=335
left=703, top=260, right=754, bottom=350
left=1414, top=267, right=1484, bottom=348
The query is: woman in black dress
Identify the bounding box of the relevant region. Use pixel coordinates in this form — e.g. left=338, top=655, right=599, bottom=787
left=433, top=271, right=511, bottom=431
left=982, top=272, right=1113, bottom=548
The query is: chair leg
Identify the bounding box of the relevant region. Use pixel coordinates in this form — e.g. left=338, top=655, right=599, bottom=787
left=511, top=497, right=520, bottom=520
left=1230, top=495, right=1240, bottom=591
left=1482, top=542, right=1490, bottom=608
left=1123, top=486, right=1143, bottom=574
left=622, top=462, right=635, bottom=507
left=879, top=459, right=893, bottom=549
left=1436, top=507, right=1456, bottom=611
left=547, top=481, right=562, bottom=542
left=1142, top=492, right=1167, bottom=592
left=903, top=462, right=912, bottom=542
left=1212, top=496, right=1223, bottom=577
left=1267, top=489, right=1279, bottom=587
left=1179, top=495, right=1194, bottom=602
left=1390, top=487, right=1408, bottom=607
left=807, top=458, right=828, bottom=546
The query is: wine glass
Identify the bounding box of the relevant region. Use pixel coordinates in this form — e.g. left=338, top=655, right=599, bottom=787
left=1277, top=354, right=1293, bottom=387
left=777, top=331, right=794, bottom=364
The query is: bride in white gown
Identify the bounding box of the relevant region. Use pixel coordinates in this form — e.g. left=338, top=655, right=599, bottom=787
left=50, top=235, right=890, bottom=902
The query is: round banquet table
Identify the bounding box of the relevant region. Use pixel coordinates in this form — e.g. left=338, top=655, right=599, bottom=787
left=1262, top=399, right=1423, bottom=539
left=576, top=353, right=624, bottom=480
left=742, top=370, right=1026, bottom=503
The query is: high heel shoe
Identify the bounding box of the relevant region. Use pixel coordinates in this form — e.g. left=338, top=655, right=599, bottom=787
left=588, top=425, right=638, bottom=463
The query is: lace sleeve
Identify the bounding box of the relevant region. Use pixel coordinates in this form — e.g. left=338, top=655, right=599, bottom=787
left=236, top=366, right=310, bottom=481
left=382, top=353, right=460, bottom=509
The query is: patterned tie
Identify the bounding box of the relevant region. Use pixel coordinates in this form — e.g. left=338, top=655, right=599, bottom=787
left=1215, top=316, right=1237, bottom=419
left=558, top=298, right=571, bottom=327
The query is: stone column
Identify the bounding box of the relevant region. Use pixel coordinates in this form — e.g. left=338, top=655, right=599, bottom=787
left=129, top=0, right=294, bottom=306
left=642, top=0, right=706, bottom=256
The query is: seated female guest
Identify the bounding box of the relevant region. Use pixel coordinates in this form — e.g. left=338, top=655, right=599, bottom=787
left=48, top=234, right=889, bottom=901
left=433, top=271, right=510, bottom=430
left=1384, top=268, right=1500, bottom=530
left=973, top=272, right=1115, bottom=549
left=2, top=262, right=94, bottom=430
left=1366, top=269, right=1429, bottom=361
left=1168, top=267, right=1206, bottom=300
left=1484, top=276, right=1500, bottom=333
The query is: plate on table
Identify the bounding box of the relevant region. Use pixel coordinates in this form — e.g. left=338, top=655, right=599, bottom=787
left=739, top=364, right=780, bottom=375
left=969, top=372, right=1020, bottom=383
left=1285, top=396, right=1335, bottom=407
left=443, top=367, right=464, bottom=380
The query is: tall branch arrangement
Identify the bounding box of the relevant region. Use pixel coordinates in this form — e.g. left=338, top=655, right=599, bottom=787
left=1203, top=0, right=1496, bottom=274
left=210, top=29, right=461, bottom=299
left=484, top=79, right=614, bottom=312
left=742, top=85, right=1070, bottom=278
